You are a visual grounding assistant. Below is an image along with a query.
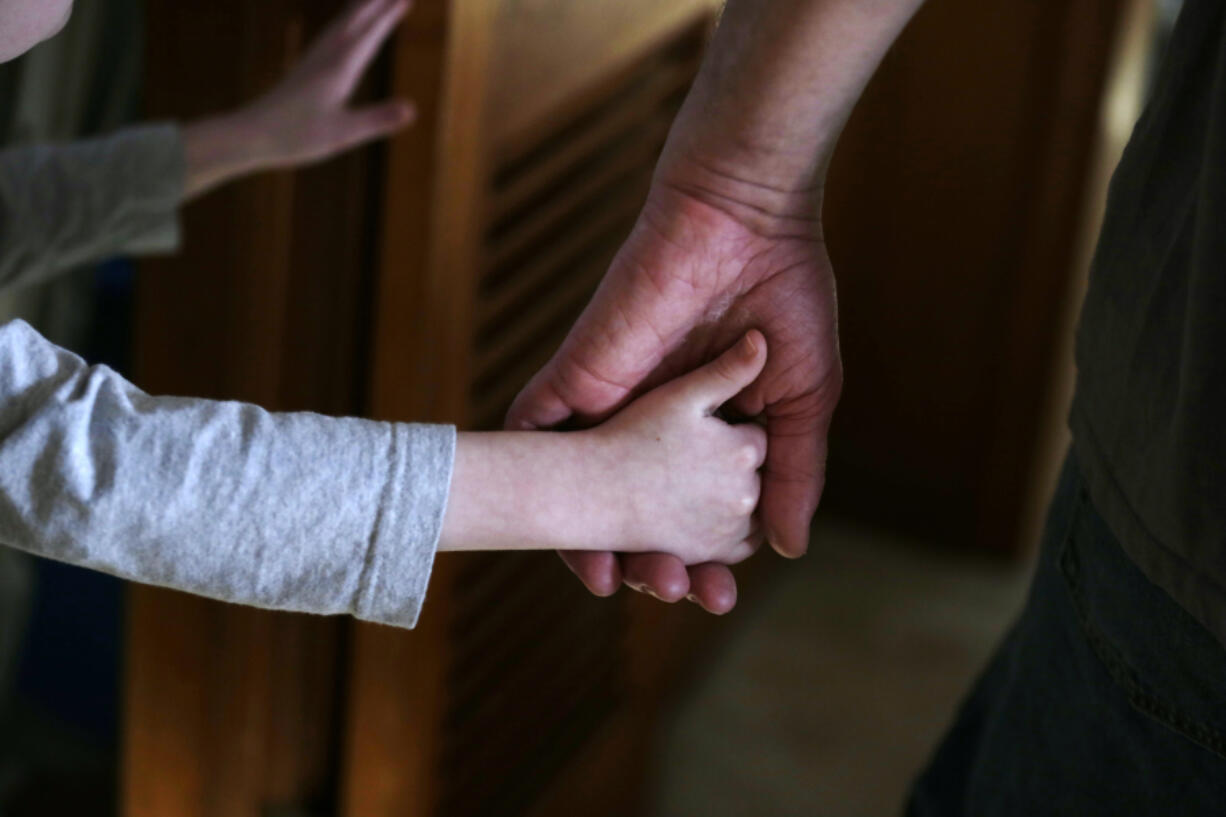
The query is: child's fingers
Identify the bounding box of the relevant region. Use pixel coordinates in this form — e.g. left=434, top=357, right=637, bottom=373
left=727, top=533, right=763, bottom=565
left=717, top=517, right=764, bottom=566
left=677, top=330, right=768, bottom=411
left=335, top=0, right=410, bottom=96
left=733, top=422, right=768, bottom=470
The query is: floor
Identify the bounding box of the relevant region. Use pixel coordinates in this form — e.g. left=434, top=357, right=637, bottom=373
left=648, top=516, right=1034, bottom=817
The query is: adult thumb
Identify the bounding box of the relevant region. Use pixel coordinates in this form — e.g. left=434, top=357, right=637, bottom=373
left=504, top=367, right=573, bottom=430
left=678, top=330, right=767, bottom=411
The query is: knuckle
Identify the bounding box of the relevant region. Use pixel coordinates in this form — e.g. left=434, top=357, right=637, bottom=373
left=731, top=492, right=757, bottom=514
left=750, top=424, right=768, bottom=447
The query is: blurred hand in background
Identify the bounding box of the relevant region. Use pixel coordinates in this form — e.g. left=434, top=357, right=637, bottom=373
left=182, top=0, right=414, bottom=199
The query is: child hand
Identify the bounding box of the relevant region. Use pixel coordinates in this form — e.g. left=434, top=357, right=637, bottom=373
left=592, top=330, right=768, bottom=566
left=182, top=0, right=414, bottom=198
left=439, top=331, right=768, bottom=567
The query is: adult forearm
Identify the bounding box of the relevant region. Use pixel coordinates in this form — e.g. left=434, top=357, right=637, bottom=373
left=657, top=0, right=924, bottom=226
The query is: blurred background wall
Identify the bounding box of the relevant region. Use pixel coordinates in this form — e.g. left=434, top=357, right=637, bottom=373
left=0, top=0, right=1180, bottom=815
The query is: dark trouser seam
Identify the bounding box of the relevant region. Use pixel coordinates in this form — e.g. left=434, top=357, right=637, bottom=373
left=1059, top=527, right=1226, bottom=760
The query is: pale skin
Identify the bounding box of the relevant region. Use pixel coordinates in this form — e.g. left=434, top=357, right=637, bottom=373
left=1, top=0, right=415, bottom=197
left=441, top=331, right=769, bottom=564
left=181, top=0, right=415, bottom=199
left=509, top=0, right=926, bottom=612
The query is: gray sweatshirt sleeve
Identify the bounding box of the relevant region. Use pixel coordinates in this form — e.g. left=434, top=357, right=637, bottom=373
left=0, top=319, right=454, bottom=628
left=0, top=123, right=184, bottom=292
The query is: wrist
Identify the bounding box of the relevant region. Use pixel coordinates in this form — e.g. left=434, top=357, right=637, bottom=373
left=439, top=430, right=632, bottom=554
left=181, top=109, right=273, bottom=200
left=651, top=143, right=825, bottom=240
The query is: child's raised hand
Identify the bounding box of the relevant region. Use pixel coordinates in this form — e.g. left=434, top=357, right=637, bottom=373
left=592, top=330, right=769, bottom=566
left=182, top=0, right=415, bottom=198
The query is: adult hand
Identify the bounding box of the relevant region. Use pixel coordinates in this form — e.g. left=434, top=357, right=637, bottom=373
left=183, top=0, right=414, bottom=198
left=506, top=179, right=841, bottom=613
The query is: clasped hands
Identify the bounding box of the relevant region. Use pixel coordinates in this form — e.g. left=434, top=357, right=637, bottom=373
left=507, top=181, right=842, bottom=614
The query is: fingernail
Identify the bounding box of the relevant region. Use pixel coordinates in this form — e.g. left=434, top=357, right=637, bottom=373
left=741, top=332, right=757, bottom=358
left=632, top=579, right=662, bottom=598
left=685, top=594, right=700, bottom=605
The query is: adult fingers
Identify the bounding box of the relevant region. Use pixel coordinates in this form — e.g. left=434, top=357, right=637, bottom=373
left=558, top=551, right=622, bottom=597
left=504, top=366, right=575, bottom=431
left=759, top=406, right=828, bottom=558
left=620, top=553, right=691, bottom=602
left=684, top=563, right=738, bottom=614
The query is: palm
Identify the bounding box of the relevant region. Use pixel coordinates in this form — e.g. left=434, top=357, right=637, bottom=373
left=508, top=185, right=841, bottom=610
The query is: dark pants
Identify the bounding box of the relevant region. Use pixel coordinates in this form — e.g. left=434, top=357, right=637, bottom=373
left=907, top=453, right=1226, bottom=816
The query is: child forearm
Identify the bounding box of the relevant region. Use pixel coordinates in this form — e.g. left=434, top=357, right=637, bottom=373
left=438, top=431, right=627, bottom=554
left=439, top=331, right=770, bottom=566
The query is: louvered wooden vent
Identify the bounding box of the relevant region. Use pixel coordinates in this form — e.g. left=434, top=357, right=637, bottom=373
left=469, top=25, right=706, bottom=431
left=438, top=22, right=707, bottom=817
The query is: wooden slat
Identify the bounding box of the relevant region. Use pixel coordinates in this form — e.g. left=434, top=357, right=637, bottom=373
left=488, top=5, right=714, bottom=162
left=447, top=553, right=547, bottom=626
left=446, top=691, right=621, bottom=817
left=475, top=224, right=628, bottom=384
left=478, top=172, right=649, bottom=328
left=478, top=205, right=631, bottom=338
left=488, top=59, right=695, bottom=223
left=442, top=653, right=617, bottom=798
left=442, top=648, right=619, bottom=812
left=470, top=323, right=567, bottom=431
left=446, top=564, right=589, bottom=708
left=485, top=115, right=671, bottom=271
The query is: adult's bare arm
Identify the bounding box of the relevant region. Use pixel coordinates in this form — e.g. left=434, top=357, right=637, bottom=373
left=507, top=0, right=924, bottom=613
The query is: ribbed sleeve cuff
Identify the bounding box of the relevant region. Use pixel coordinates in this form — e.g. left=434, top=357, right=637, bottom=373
left=354, top=422, right=456, bottom=628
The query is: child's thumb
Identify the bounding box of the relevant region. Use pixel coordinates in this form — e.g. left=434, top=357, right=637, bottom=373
left=681, top=330, right=768, bottom=410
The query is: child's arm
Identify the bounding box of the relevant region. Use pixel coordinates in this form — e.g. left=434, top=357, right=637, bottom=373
left=0, top=0, right=410, bottom=293
left=0, top=318, right=761, bottom=630
left=0, top=319, right=452, bottom=629
left=440, top=332, right=768, bottom=566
